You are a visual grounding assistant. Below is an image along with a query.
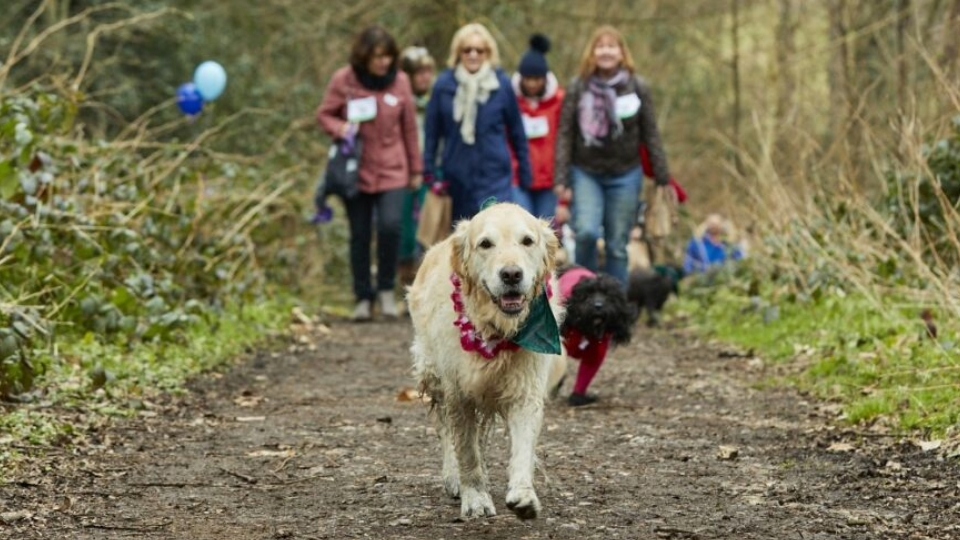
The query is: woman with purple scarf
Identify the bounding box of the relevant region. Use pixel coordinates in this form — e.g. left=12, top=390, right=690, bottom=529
left=555, top=25, right=672, bottom=287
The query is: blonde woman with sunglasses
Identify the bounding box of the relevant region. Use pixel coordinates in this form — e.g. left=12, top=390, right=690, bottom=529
left=423, top=23, right=532, bottom=222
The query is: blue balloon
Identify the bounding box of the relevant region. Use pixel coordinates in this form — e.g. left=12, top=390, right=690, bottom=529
left=176, top=83, right=204, bottom=116
left=193, top=61, right=227, bottom=101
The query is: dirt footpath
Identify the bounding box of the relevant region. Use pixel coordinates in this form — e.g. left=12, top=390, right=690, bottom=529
left=2, top=319, right=958, bottom=539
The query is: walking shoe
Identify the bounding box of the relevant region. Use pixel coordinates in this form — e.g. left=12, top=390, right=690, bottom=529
left=352, top=300, right=372, bottom=322
left=567, top=393, right=598, bottom=407
left=378, top=290, right=399, bottom=319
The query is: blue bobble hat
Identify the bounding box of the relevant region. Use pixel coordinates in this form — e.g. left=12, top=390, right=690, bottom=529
left=518, top=34, right=551, bottom=77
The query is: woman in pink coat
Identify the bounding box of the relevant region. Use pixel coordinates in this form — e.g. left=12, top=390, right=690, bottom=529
left=317, top=26, right=423, bottom=321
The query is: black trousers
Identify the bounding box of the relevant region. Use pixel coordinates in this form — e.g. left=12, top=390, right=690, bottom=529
left=344, top=187, right=406, bottom=302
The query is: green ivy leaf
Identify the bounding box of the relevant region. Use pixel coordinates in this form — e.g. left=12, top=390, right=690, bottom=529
left=0, top=161, right=18, bottom=200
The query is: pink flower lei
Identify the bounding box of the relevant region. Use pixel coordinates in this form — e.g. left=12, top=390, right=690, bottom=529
left=449, top=273, right=552, bottom=360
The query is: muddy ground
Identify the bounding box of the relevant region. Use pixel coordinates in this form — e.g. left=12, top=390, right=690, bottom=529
left=1, top=317, right=958, bottom=539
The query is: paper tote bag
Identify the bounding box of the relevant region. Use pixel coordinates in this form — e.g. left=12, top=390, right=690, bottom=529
left=416, top=191, right=452, bottom=248
left=645, top=185, right=675, bottom=239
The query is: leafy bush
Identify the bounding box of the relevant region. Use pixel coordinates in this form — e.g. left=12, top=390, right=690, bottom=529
left=0, top=89, right=313, bottom=399
left=883, top=117, right=960, bottom=264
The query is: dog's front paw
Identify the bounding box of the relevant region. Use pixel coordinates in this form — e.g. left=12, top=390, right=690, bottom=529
left=505, top=487, right=541, bottom=520
left=443, top=473, right=461, bottom=499
left=460, top=488, right=496, bottom=518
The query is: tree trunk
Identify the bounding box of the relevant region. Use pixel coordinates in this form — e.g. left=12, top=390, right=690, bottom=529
left=775, top=0, right=797, bottom=122
left=896, top=0, right=911, bottom=162
left=940, top=0, right=960, bottom=81
left=827, top=0, right=860, bottom=182
left=731, top=0, right=743, bottom=176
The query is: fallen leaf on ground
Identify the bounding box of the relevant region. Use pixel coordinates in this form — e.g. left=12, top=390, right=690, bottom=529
left=717, top=445, right=739, bottom=460
left=233, top=395, right=265, bottom=407
left=246, top=449, right=295, bottom=458
left=915, top=440, right=942, bottom=452
left=291, top=307, right=313, bottom=326
left=397, top=388, right=430, bottom=403
left=827, top=442, right=856, bottom=453
left=0, top=511, right=33, bottom=523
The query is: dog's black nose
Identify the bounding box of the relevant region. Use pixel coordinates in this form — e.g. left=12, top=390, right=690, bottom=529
left=499, top=266, right=523, bottom=286
left=593, top=299, right=605, bottom=310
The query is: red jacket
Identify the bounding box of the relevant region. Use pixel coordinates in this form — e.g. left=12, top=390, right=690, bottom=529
left=511, top=73, right=564, bottom=191
left=317, top=67, right=423, bottom=194
left=563, top=327, right=612, bottom=365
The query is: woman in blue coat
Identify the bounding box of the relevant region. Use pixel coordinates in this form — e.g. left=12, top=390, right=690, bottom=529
left=424, top=23, right=533, bottom=222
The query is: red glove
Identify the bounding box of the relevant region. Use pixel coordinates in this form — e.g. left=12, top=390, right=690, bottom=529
left=640, top=145, right=687, bottom=204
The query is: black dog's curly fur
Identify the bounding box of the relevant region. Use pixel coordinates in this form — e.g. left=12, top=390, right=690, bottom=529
left=559, top=269, right=633, bottom=346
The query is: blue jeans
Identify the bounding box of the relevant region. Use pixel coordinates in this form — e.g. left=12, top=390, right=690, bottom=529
left=571, top=166, right=643, bottom=287
left=513, top=187, right=559, bottom=221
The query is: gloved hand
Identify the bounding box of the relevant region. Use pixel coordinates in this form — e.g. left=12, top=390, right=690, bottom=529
left=311, top=205, right=334, bottom=225
left=430, top=179, right=449, bottom=196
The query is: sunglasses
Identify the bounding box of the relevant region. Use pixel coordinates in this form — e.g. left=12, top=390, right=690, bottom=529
left=460, top=46, right=488, bottom=56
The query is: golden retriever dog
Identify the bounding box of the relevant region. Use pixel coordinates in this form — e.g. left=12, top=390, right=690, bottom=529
left=407, top=203, right=562, bottom=520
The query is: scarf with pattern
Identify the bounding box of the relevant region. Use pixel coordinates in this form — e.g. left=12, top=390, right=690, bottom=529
left=577, top=69, right=629, bottom=147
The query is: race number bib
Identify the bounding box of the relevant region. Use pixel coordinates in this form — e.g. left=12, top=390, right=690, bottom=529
left=615, top=93, right=641, bottom=119
left=347, top=96, right=378, bottom=123
left=522, top=115, right=550, bottom=139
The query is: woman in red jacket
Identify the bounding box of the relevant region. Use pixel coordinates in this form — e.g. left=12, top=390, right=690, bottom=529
left=317, top=26, right=423, bottom=322
left=512, top=34, right=564, bottom=221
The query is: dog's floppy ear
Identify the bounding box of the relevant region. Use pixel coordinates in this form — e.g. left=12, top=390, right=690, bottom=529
left=539, top=219, right=560, bottom=275
left=449, top=219, right=472, bottom=287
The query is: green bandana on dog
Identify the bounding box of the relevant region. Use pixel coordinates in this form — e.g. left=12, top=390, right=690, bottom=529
left=511, top=286, right=561, bottom=355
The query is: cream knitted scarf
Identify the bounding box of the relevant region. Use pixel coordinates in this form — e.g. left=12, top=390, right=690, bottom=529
left=453, top=62, right=499, bottom=145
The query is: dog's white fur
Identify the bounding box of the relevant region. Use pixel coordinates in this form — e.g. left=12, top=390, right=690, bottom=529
left=408, top=203, right=563, bottom=520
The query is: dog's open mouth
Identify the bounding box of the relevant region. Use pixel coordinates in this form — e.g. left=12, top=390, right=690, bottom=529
left=497, top=292, right=527, bottom=315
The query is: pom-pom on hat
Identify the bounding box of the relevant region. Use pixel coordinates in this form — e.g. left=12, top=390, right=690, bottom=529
left=518, top=34, right=551, bottom=77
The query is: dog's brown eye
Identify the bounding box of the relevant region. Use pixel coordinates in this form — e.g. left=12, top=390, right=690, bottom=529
left=521, top=236, right=535, bottom=247
left=478, top=239, right=494, bottom=249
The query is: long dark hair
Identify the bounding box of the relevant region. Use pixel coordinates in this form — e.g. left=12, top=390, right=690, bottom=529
left=349, top=25, right=399, bottom=74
